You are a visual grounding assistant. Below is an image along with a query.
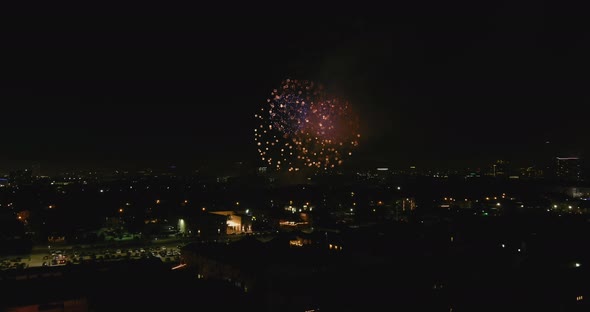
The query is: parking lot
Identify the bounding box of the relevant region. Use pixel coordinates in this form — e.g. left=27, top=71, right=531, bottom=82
left=1, top=239, right=184, bottom=271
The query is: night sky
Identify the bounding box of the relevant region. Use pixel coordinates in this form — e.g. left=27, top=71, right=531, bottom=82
left=1, top=3, right=588, bottom=173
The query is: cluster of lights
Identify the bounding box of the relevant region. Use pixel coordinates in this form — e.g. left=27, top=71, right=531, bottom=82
left=329, top=244, right=343, bottom=251
left=254, top=79, right=360, bottom=172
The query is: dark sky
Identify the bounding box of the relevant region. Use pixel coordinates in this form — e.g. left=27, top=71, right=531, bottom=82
left=1, top=2, right=589, bottom=173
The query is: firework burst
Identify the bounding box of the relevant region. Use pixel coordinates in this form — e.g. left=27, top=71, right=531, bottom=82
left=254, top=79, right=360, bottom=172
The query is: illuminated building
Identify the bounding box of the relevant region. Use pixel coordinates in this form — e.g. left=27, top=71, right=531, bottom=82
left=488, top=160, right=509, bottom=177
left=556, top=157, right=582, bottom=182
left=210, top=211, right=252, bottom=234
left=190, top=213, right=227, bottom=238
left=520, top=166, right=544, bottom=180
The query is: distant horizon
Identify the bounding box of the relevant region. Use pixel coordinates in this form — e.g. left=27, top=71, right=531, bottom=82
left=1, top=154, right=587, bottom=177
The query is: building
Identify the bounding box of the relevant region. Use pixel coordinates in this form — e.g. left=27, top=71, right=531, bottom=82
left=188, top=212, right=228, bottom=238
left=520, top=166, right=544, bottom=180
left=488, top=160, right=509, bottom=177
left=556, top=157, right=582, bottom=183
left=9, top=169, right=33, bottom=185
left=181, top=234, right=337, bottom=311
left=209, top=211, right=252, bottom=235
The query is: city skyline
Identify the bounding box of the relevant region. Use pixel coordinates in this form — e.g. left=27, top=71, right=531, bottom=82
left=3, top=6, right=590, bottom=311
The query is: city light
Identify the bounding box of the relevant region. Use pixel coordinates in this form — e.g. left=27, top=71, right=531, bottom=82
left=1, top=15, right=587, bottom=311
left=178, top=219, right=186, bottom=234
left=171, top=264, right=186, bottom=270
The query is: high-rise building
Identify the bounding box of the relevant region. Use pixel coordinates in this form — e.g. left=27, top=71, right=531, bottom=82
left=556, top=157, right=582, bottom=182
left=487, top=160, right=509, bottom=177
left=519, top=166, right=544, bottom=180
